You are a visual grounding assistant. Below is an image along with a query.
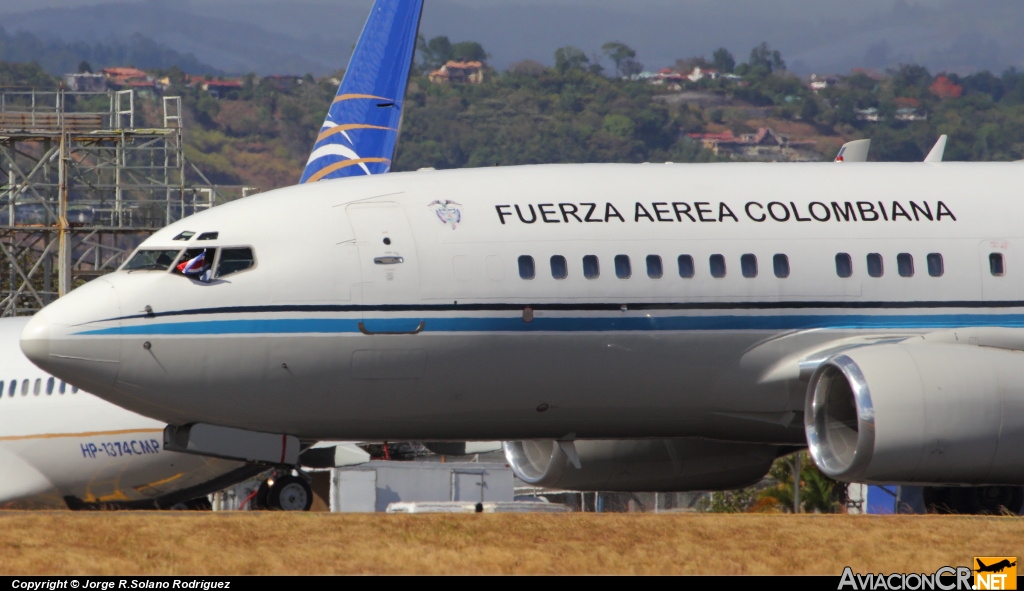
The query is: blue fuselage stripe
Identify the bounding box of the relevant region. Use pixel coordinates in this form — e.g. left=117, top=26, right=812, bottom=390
left=74, top=313, right=1024, bottom=336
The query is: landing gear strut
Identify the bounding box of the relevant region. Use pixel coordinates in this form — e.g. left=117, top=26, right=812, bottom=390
left=250, top=470, right=314, bottom=511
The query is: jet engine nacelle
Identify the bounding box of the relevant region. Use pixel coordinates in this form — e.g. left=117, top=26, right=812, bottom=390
left=502, top=438, right=779, bottom=492
left=806, top=343, right=1024, bottom=485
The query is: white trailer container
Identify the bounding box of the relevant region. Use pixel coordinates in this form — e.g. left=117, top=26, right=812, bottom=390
left=330, top=461, right=514, bottom=513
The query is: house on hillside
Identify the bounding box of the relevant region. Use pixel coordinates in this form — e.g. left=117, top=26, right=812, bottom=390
left=128, top=80, right=159, bottom=100
left=261, top=75, right=302, bottom=92
left=855, top=108, right=880, bottom=122
left=809, top=74, right=837, bottom=92
left=687, top=67, right=719, bottom=82
left=202, top=79, right=243, bottom=99
left=687, top=127, right=819, bottom=162
left=429, top=61, right=485, bottom=85
left=856, top=103, right=926, bottom=123
left=895, top=108, right=926, bottom=122
left=656, top=68, right=684, bottom=82
left=102, top=67, right=151, bottom=89
left=64, top=73, right=107, bottom=92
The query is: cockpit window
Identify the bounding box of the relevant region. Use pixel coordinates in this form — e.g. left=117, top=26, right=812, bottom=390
left=173, top=231, right=195, bottom=241
left=123, top=249, right=182, bottom=272
left=217, top=248, right=256, bottom=278
left=173, top=248, right=215, bottom=281
left=198, top=232, right=220, bottom=241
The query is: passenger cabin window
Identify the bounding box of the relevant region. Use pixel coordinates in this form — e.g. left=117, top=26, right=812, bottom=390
left=678, top=255, right=695, bottom=279
left=59, top=381, right=67, bottom=395
left=897, top=253, right=914, bottom=278
left=741, top=254, right=757, bottom=278
left=0, top=381, right=3, bottom=398
left=835, top=253, right=853, bottom=278
left=867, top=253, right=884, bottom=278
left=7, top=380, right=15, bottom=397
left=217, top=248, right=256, bottom=278
left=72, top=386, right=79, bottom=394
left=123, top=249, right=181, bottom=272
left=774, top=254, right=790, bottom=279
left=518, top=256, right=535, bottom=280
left=550, top=256, right=568, bottom=280
left=710, top=255, right=726, bottom=279
left=33, top=379, right=41, bottom=396
left=46, top=377, right=54, bottom=395
left=583, top=255, right=600, bottom=279
left=21, top=380, right=28, bottom=396
left=927, top=253, right=944, bottom=277
left=615, top=255, right=631, bottom=279
left=990, top=253, right=1006, bottom=276
left=646, top=255, right=663, bottom=279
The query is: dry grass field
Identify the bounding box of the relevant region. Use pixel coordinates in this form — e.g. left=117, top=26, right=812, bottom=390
left=1, top=512, right=1022, bottom=575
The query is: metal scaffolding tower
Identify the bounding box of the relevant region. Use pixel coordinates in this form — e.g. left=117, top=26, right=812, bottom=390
left=0, top=89, right=256, bottom=316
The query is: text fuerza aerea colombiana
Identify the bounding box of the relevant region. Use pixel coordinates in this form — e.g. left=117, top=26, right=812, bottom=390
left=495, top=201, right=956, bottom=225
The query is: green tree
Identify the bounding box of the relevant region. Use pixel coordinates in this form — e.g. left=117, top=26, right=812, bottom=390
left=756, top=453, right=842, bottom=514
left=418, top=35, right=453, bottom=71
left=451, top=41, right=488, bottom=62
left=748, top=41, right=786, bottom=75
left=889, top=63, right=932, bottom=98
left=554, top=46, right=589, bottom=74
left=800, top=96, right=820, bottom=121
left=711, top=47, right=735, bottom=74
left=601, top=41, right=637, bottom=78
left=602, top=113, right=635, bottom=138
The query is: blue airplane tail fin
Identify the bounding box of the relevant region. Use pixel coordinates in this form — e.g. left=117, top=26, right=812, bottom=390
left=300, top=0, right=424, bottom=183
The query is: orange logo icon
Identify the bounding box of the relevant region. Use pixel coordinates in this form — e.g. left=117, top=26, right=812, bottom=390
left=974, top=557, right=1017, bottom=590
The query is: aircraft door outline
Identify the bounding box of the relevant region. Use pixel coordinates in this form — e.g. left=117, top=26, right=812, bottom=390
left=346, top=202, right=422, bottom=334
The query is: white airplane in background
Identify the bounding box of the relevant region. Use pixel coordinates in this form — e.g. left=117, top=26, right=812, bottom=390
left=0, top=316, right=265, bottom=509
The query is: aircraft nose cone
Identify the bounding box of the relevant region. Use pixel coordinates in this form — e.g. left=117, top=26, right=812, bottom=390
left=19, top=278, right=122, bottom=391
left=19, top=311, right=51, bottom=367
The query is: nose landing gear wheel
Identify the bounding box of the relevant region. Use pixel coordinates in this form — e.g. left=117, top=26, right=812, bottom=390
left=268, top=475, right=313, bottom=511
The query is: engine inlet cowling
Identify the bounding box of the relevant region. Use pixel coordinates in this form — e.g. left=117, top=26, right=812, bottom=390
left=805, top=343, right=1024, bottom=485
left=805, top=356, right=875, bottom=481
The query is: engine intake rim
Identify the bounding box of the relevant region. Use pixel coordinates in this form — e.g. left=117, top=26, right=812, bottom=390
left=805, top=355, right=876, bottom=480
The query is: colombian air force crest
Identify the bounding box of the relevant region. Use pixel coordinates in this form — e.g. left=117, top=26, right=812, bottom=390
left=429, top=200, right=462, bottom=230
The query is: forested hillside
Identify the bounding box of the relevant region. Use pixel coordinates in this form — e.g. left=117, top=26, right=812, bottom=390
left=4, top=39, right=1024, bottom=192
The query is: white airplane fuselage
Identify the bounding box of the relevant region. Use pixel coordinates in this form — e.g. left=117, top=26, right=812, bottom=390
left=19, top=162, right=1024, bottom=446
left=0, top=317, right=252, bottom=508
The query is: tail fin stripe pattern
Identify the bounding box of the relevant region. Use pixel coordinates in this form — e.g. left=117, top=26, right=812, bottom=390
left=317, top=124, right=396, bottom=144
left=306, top=158, right=392, bottom=183
left=300, top=0, right=425, bottom=184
